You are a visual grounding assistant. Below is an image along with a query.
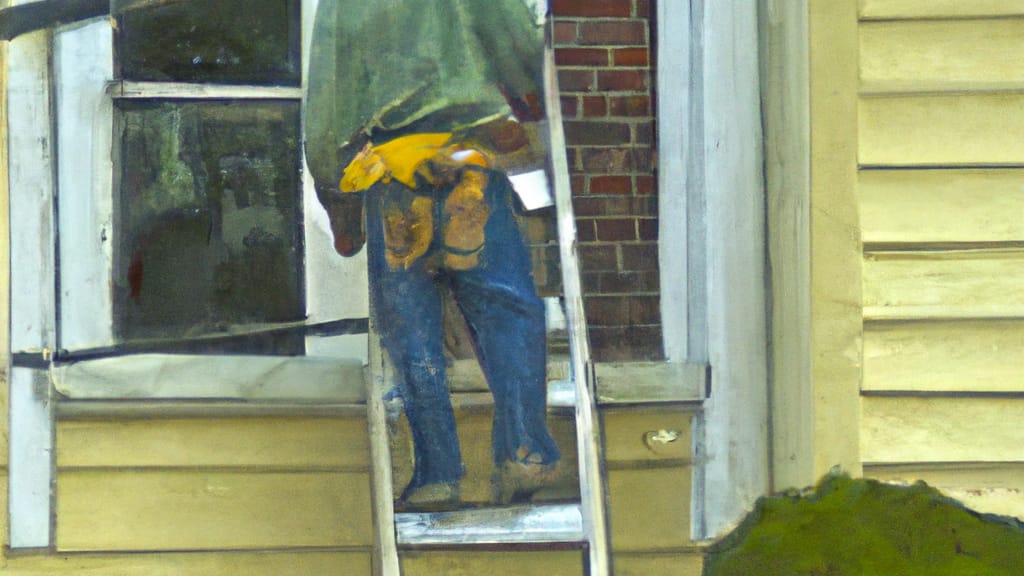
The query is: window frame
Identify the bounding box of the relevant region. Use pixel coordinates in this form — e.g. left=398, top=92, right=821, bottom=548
left=6, top=0, right=372, bottom=549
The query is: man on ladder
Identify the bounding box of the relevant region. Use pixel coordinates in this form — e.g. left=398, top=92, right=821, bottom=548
left=304, top=0, right=562, bottom=511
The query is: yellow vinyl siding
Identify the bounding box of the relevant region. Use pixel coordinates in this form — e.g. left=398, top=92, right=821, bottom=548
left=3, top=550, right=371, bottom=576
left=612, top=553, right=704, bottom=576
left=859, top=0, right=1024, bottom=20
left=49, top=413, right=374, bottom=555
left=859, top=169, right=1024, bottom=245
left=603, top=408, right=694, bottom=556
left=56, top=416, right=370, bottom=470
left=857, top=2, right=1024, bottom=522
left=862, top=250, right=1024, bottom=320
left=607, top=467, right=692, bottom=552
left=861, top=397, right=1024, bottom=463
left=57, top=470, right=372, bottom=551
left=860, top=19, right=1024, bottom=87
left=860, top=94, right=1024, bottom=166
left=864, top=320, right=1024, bottom=393
left=399, top=550, right=584, bottom=575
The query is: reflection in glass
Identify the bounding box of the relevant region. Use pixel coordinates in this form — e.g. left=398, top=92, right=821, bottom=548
left=115, top=0, right=300, bottom=85
left=114, top=100, right=304, bottom=353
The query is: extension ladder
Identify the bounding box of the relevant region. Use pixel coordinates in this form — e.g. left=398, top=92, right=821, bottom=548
left=363, top=11, right=611, bottom=576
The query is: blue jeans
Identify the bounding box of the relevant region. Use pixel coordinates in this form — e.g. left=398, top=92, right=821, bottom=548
left=365, top=170, right=560, bottom=493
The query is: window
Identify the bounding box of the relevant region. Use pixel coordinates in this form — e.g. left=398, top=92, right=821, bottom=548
left=46, top=0, right=369, bottom=358
left=7, top=0, right=369, bottom=548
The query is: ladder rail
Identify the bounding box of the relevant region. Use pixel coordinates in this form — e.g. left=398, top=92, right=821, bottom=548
left=366, top=333, right=401, bottom=575
left=365, top=8, right=610, bottom=574
left=542, top=14, right=612, bottom=576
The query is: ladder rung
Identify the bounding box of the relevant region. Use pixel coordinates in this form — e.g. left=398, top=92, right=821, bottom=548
left=395, top=503, right=585, bottom=546
left=546, top=379, right=576, bottom=408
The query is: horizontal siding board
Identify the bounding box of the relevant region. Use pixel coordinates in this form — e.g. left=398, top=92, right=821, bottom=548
left=865, top=463, right=1024, bottom=520
left=862, top=250, right=1024, bottom=319
left=859, top=169, right=1024, bottom=244
left=860, top=20, right=1024, bottom=86
left=602, top=409, right=692, bottom=463
left=860, top=94, right=1024, bottom=166
left=613, top=552, right=704, bottom=576
left=860, top=0, right=1024, bottom=20
left=56, top=471, right=372, bottom=551
left=3, top=551, right=371, bottom=576
left=56, top=417, right=370, bottom=470
left=864, top=320, right=1024, bottom=392
left=861, top=397, right=1024, bottom=463
left=608, top=467, right=692, bottom=552
left=399, top=550, right=584, bottom=575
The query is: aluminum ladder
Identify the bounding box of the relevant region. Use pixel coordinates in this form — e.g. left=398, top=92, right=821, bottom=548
left=364, top=12, right=610, bottom=575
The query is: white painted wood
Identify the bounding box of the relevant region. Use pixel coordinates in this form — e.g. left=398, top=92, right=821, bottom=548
left=396, top=503, right=583, bottom=546
left=657, top=0, right=695, bottom=363
left=7, top=27, right=56, bottom=550
left=55, top=20, right=114, bottom=350
left=51, top=354, right=366, bottom=401
left=365, top=333, right=400, bottom=576
left=8, top=32, right=55, bottom=354
left=696, top=0, right=769, bottom=539
left=301, top=160, right=370, bottom=362
left=761, top=0, right=814, bottom=493
left=8, top=368, right=54, bottom=549
left=658, top=0, right=712, bottom=544
left=300, top=0, right=369, bottom=361
left=110, top=81, right=303, bottom=100
left=543, top=28, right=610, bottom=575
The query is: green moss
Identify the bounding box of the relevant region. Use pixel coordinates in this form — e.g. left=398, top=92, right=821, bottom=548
left=704, top=474, right=1024, bottom=576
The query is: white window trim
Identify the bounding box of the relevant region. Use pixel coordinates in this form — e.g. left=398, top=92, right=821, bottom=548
left=7, top=0, right=372, bottom=549
left=658, top=1, right=770, bottom=541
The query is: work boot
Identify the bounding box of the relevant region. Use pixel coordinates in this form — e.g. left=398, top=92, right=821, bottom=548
left=395, top=481, right=461, bottom=512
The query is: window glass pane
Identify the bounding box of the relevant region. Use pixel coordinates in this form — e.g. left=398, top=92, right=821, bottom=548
left=114, top=100, right=304, bottom=353
left=115, top=0, right=300, bottom=85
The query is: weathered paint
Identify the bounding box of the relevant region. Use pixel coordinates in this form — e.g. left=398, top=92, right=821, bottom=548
left=864, top=320, right=1024, bottom=393
left=761, top=0, right=813, bottom=492
left=7, top=24, right=56, bottom=549
left=856, top=0, right=1024, bottom=525
left=859, top=0, right=1024, bottom=20
left=809, top=0, right=863, bottom=479
left=861, top=397, right=1024, bottom=464
left=863, top=250, right=1024, bottom=320
left=865, top=463, right=1024, bottom=520
left=696, top=0, right=771, bottom=540
left=55, top=20, right=113, bottom=350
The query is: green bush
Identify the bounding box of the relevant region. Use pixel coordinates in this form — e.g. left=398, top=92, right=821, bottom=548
left=704, top=474, right=1024, bottom=576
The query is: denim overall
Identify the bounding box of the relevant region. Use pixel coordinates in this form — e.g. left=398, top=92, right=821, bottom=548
left=364, top=169, right=560, bottom=494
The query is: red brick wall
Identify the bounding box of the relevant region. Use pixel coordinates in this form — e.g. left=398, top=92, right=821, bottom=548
left=552, top=0, right=662, bottom=361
